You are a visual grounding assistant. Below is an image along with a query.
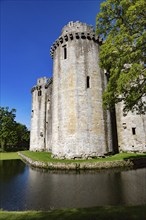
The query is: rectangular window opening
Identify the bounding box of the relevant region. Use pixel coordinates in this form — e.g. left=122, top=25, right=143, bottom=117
left=132, top=127, right=136, bottom=135
left=87, top=76, right=90, bottom=88
left=38, top=90, right=42, bottom=96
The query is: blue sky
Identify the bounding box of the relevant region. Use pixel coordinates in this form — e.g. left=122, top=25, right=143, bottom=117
left=1, top=0, right=104, bottom=129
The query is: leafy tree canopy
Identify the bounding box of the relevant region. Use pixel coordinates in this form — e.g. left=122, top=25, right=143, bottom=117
left=0, top=107, right=30, bottom=152
left=96, top=0, right=146, bottom=114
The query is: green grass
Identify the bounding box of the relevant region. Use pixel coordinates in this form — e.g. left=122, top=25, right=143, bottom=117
left=0, top=205, right=146, bottom=220
left=1, top=151, right=146, bottom=163
left=20, top=150, right=146, bottom=163
left=0, top=152, right=20, bottom=160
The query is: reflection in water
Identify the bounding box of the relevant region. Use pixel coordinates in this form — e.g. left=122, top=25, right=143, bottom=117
left=0, top=160, right=28, bottom=210
left=0, top=160, right=26, bottom=182
left=0, top=160, right=146, bottom=211
left=121, top=169, right=146, bottom=204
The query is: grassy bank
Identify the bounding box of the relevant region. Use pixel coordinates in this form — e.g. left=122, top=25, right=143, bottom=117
left=1, top=151, right=146, bottom=166
left=20, top=150, right=146, bottom=163
left=0, top=152, right=20, bottom=160
left=1, top=205, right=146, bottom=220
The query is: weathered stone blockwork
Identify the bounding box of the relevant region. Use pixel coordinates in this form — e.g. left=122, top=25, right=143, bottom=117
left=30, top=77, right=52, bottom=152
left=51, top=21, right=113, bottom=159
left=116, top=101, right=146, bottom=153
left=30, top=21, right=146, bottom=158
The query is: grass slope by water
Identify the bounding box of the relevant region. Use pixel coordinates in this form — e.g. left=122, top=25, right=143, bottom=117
left=1, top=205, right=146, bottom=220
left=1, top=151, right=146, bottom=162
left=1, top=151, right=146, bottom=164
left=0, top=152, right=20, bottom=160
left=20, top=150, right=146, bottom=163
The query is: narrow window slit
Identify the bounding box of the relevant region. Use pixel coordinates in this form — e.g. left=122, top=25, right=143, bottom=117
left=132, top=127, right=136, bottom=135
left=87, top=76, right=90, bottom=88
left=64, top=47, right=67, bottom=59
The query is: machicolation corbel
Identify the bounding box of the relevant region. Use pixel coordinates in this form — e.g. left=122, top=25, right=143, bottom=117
left=59, top=37, right=63, bottom=43
left=81, top=32, right=86, bottom=39
left=75, top=33, right=80, bottom=39
left=64, top=35, right=68, bottom=41
left=69, top=33, right=73, bottom=40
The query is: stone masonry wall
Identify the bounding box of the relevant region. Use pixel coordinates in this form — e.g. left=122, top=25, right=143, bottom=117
left=45, top=79, right=53, bottom=152
left=30, top=77, right=52, bottom=151
left=51, top=21, right=113, bottom=159
left=116, top=101, right=146, bottom=153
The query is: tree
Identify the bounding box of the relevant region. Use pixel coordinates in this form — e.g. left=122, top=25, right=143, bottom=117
left=0, top=107, right=17, bottom=151
left=96, top=0, right=146, bottom=114
left=0, top=107, right=30, bottom=151
left=16, top=123, right=30, bottom=150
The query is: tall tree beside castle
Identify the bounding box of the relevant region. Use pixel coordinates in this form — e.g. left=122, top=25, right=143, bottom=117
left=0, top=107, right=30, bottom=151
left=96, top=0, right=146, bottom=114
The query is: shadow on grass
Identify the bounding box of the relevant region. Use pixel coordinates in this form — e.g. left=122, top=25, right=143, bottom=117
left=123, top=154, right=146, bottom=160
left=1, top=206, right=146, bottom=220
left=123, top=154, right=146, bottom=168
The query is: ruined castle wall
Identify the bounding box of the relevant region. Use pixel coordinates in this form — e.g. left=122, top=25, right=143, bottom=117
left=116, top=102, right=146, bottom=153
left=45, top=80, right=53, bottom=152
left=30, top=77, right=52, bottom=152
left=51, top=21, right=113, bottom=159
left=30, top=86, right=39, bottom=151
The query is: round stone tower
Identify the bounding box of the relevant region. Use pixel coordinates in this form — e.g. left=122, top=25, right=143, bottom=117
left=50, top=21, right=112, bottom=159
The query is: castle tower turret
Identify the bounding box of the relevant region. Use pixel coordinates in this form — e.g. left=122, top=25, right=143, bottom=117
left=50, top=21, right=113, bottom=159
left=30, top=77, right=52, bottom=152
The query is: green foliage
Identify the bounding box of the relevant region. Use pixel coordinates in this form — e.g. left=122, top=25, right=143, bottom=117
left=0, top=107, right=17, bottom=151
left=0, top=107, right=30, bottom=152
left=96, top=0, right=146, bottom=114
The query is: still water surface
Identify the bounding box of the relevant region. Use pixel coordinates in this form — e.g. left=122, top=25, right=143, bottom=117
left=0, top=160, right=146, bottom=211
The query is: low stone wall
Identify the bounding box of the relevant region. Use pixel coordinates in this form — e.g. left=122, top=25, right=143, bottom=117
left=18, top=152, right=134, bottom=170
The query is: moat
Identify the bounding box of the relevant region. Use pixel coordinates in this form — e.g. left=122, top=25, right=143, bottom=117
left=0, top=160, right=146, bottom=211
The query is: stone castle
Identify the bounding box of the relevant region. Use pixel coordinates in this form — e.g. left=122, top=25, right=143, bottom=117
left=30, top=21, right=146, bottom=159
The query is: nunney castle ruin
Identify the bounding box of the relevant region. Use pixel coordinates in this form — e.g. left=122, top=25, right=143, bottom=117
left=30, top=21, right=146, bottom=159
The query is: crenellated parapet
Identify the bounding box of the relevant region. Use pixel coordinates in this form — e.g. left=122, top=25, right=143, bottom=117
left=45, top=77, right=53, bottom=89
left=50, top=21, right=102, bottom=58
left=31, top=77, right=53, bottom=93
left=62, top=21, right=94, bottom=34
left=31, top=85, right=41, bottom=93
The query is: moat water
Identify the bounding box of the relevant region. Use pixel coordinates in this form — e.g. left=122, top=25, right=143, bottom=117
left=0, top=160, right=146, bottom=211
